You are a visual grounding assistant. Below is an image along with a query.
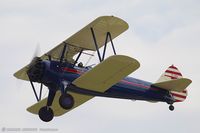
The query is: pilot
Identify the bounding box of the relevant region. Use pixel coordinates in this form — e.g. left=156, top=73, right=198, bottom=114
left=78, top=62, right=84, bottom=68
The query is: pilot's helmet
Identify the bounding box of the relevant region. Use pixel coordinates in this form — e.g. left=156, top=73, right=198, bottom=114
left=78, top=62, right=83, bottom=67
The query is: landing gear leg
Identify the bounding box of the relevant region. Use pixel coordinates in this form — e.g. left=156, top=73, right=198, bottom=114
left=38, top=90, right=56, bottom=122
left=169, top=104, right=174, bottom=111
left=59, top=81, right=74, bottom=110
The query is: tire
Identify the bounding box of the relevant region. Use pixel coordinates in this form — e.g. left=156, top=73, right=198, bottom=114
left=38, top=106, right=54, bottom=122
left=59, top=94, right=74, bottom=110
left=169, top=105, right=174, bottom=111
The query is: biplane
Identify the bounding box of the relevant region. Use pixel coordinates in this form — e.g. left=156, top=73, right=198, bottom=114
left=14, top=16, right=192, bottom=122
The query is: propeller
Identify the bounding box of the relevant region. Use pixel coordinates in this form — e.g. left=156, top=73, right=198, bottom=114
left=27, top=44, right=45, bottom=82
left=14, top=44, right=42, bottom=94
left=29, top=44, right=41, bottom=68
left=14, top=44, right=48, bottom=101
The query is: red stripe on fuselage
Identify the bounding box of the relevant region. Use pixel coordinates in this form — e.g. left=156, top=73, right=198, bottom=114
left=63, top=68, right=160, bottom=91
left=120, top=80, right=159, bottom=91
left=62, top=67, right=82, bottom=74
left=121, top=80, right=149, bottom=89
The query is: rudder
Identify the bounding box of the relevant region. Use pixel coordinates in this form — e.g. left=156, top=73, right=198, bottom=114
left=157, top=65, right=187, bottom=102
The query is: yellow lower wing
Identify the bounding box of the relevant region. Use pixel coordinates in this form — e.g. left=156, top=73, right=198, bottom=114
left=27, top=91, right=93, bottom=116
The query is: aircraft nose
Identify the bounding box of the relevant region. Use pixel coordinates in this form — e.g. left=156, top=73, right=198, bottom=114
left=27, top=59, right=45, bottom=82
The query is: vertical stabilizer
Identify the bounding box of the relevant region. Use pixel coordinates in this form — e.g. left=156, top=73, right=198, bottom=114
left=157, top=65, right=187, bottom=102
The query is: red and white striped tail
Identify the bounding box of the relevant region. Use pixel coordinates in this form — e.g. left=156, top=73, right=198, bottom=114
left=157, top=65, right=187, bottom=102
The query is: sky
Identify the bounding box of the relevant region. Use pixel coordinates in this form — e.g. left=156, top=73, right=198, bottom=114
left=0, top=0, right=200, bottom=133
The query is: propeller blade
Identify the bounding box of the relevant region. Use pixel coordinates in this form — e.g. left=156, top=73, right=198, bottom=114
left=32, top=43, right=41, bottom=59
left=29, top=44, right=42, bottom=70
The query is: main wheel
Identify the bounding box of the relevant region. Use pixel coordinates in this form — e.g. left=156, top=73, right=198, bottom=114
left=169, top=105, right=174, bottom=111
left=59, top=94, right=74, bottom=110
left=38, top=106, right=54, bottom=122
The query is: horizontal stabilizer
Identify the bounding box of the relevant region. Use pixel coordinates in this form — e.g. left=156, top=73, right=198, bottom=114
left=152, top=78, right=192, bottom=92
left=73, top=55, right=140, bottom=92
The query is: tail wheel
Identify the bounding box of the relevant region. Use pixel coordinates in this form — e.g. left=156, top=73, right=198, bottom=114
left=59, top=93, right=74, bottom=110
left=38, top=106, right=54, bottom=122
left=169, top=105, right=174, bottom=111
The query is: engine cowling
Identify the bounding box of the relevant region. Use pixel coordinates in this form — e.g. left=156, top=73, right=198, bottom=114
left=27, top=57, right=45, bottom=82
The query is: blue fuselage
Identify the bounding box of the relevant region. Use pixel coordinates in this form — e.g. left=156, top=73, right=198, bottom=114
left=41, top=61, right=173, bottom=104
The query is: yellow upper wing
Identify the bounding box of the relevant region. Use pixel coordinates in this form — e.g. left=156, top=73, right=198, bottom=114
left=14, top=16, right=128, bottom=81
left=43, top=16, right=128, bottom=62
